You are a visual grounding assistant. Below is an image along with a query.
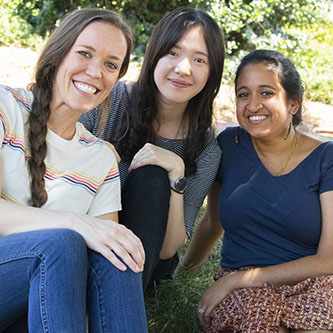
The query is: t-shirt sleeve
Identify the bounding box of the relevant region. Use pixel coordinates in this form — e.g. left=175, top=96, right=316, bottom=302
left=0, top=86, right=14, bottom=145
left=319, top=141, right=333, bottom=194
left=87, top=146, right=122, bottom=217
left=184, top=132, right=222, bottom=235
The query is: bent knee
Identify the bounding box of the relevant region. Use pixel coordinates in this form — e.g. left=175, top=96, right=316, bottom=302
left=128, top=165, right=170, bottom=193
left=32, top=229, right=87, bottom=263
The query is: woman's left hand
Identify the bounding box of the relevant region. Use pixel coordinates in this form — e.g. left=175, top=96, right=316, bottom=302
left=198, top=273, right=238, bottom=327
left=129, top=143, right=184, bottom=180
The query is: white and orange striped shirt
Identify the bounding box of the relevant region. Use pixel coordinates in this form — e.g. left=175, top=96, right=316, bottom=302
left=0, top=85, right=121, bottom=217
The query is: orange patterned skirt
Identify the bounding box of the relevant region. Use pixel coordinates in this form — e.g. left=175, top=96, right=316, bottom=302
left=205, top=266, right=333, bottom=333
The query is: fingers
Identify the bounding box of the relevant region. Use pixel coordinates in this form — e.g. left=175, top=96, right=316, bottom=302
left=77, top=216, right=145, bottom=273
left=128, top=144, right=157, bottom=171
left=106, top=225, right=145, bottom=273
left=198, top=302, right=214, bottom=327
left=129, top=143, right=184, bottom=176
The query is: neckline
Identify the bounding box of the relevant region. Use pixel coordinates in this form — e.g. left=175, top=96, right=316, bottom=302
left=246, top=130, right=326, bottom=178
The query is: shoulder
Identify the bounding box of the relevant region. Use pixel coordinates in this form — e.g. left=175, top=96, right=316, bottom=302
left=0, top=85, right=33, bottom=112
left=0, top=86, right=33, bottom=130
left=112, top=80, right=135, bottom=101
left=196, top=130, right=222, bottom=163
left=76, top=122, right=118, bottom=162
left=217, top=126, right=245, bottom=147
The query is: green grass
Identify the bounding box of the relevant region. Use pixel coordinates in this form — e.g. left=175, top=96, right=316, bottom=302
left=145, top=206, right=223, bottom=332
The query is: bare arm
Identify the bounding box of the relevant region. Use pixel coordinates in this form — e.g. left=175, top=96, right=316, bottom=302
left=0, top=155, right=144, bottom=273
left=199, top=190, right=333, bottom=325
left=129, top=143, right=187, bottom=258
left=180, top=182, right=223, bottom=275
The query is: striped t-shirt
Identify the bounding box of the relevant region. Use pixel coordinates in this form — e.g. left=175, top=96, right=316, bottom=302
left=80, top=80, right=222, bottom=234
left=0, top=85, right=121, bottom=217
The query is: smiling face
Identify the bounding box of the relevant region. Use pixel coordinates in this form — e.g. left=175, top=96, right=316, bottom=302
left=51, top=21, right=127, bottom=116
left=235, top=63, right=299, bottom=140
left=153, top=25, right=210, bottom=110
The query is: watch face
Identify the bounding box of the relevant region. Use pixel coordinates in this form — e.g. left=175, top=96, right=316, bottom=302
left=175, top=177, right=188, bottom=191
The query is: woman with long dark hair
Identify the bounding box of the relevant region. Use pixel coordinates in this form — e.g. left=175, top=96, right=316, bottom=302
left=80, top=7, right=225, bottom=290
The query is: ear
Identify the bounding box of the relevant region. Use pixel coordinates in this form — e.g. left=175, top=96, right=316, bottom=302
left=288, top=98, right=299, bottom=116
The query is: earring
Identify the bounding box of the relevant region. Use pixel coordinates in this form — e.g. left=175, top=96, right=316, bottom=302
left=235, top=128, right=239, bottom=144
left=284, top=121, right=292, bottom=140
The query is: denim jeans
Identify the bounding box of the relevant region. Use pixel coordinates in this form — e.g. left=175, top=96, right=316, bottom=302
left=0, top=229, right=147, bottom=332
left=0, top=229, right=88, bottom=332
left=87, top=250, right=147, bottom=332
left=120, top=165, right=179, bottom=290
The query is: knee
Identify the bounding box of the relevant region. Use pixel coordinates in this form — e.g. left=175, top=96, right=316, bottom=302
left=88, top=250, right=142, bottom=286
left=32, top=229, right=88, bottom=266
left=127, top=165, right=170, bottom=195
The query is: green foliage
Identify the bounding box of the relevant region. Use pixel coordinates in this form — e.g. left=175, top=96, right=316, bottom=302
left=0, top=0, right=43, bottom=48
left=1, top=0, right=331, bottom=104
left=14, top=0, right=211, bottom=61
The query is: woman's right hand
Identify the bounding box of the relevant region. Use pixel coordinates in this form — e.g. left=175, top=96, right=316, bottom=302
left=70, top=212, right=145, bottom=273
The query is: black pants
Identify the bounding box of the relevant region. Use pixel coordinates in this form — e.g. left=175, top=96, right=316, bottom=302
left=119, top=165, right=179, bottom=291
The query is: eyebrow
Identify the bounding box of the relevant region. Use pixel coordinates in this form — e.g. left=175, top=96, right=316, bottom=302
left=236, top=84, right=277, bottom=93
left=77, top=45, right=123, bottom=61
left=173, top=44, right=209, bottom=58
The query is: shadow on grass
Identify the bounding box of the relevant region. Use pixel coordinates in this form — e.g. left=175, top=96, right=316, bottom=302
left=145, top=206, right=223, bottom=332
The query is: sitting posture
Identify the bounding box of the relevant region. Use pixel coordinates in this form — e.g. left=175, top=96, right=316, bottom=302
left=0, top=8, right=147, bottom=332
left=80, top=7, right=225, bottom=290
left=182, top=49, right=333, bottom=332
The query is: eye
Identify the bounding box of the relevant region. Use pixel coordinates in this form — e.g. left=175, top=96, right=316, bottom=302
left=261, top=91, right=274, bottom=97
left=168, top=50, right=178, bottom=57
left=105, top=61, right=118, bottom=71
left=194, top=58, right=207, bottom=64
left=237, top=92, right=249, bottom=99
left=77, top=50, right=91, bottom=58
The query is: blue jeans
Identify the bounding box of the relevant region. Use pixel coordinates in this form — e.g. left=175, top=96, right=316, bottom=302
left=87, top=250, right=147, bottom=332
left=0, top=229, right=147, bottom=332
left=0, top=229, right=88, bottom=332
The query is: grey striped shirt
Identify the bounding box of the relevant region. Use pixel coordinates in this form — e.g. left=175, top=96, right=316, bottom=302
left=79, top=80, right=222, bottom=235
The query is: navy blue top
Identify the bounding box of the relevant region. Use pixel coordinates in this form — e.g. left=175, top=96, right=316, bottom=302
left=217, top=126, right=333, bottom=268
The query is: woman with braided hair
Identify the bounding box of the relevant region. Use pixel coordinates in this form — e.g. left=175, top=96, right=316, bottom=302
left=0, top=8, right=147, bottom=332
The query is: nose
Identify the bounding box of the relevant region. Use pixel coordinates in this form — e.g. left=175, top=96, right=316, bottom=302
left=175, top=57, right=191, bottom=76
left=85, top=60, right=102, bottom=79
left=246, top=96, right=263, bottom=113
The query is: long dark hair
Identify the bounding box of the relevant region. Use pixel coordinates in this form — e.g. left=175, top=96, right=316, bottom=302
left=28, top=8, right=133, bottom=207
left=234, top=49, right=303, bottom=126
left=118, top=7, right=225, bottom=176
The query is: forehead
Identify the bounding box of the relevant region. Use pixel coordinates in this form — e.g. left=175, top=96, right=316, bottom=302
left=73, top=21, right=127, bottom=57
left=175, top=25, right=208, bottom=53
left=237, top=63, right=282, bottom=88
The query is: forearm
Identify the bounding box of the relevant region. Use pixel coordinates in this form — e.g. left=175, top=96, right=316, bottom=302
left=159, top=190, right=187, bottom=259
left=234, top=253, right=333, bottom=290
left=0, top=199, right=73, bottom=237
left=181, top=212, right=223, bottom=274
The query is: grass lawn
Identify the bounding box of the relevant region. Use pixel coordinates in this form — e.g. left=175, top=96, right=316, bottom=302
left=145, top=206, right=222, bottom=332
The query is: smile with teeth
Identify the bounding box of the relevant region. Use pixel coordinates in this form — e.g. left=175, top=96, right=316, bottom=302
left=74, top=81, right=98, bottom=95
left=249, top=115, right=267, bottom=121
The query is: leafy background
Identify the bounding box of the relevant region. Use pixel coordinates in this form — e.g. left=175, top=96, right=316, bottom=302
left=0, top=1, right=332, bottom=331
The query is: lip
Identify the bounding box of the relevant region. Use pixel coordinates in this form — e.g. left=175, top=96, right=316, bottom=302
left=73, top=80, right=100, bottom=95
left=168, top=78, right=191, bottom=89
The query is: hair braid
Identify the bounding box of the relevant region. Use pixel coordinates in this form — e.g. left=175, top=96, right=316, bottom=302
left=28, top=73, right=53, bottom=207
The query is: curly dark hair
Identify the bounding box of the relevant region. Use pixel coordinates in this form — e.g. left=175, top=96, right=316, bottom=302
left=117, top=7, right=225, bottom=176
left=27, top=8, right=133, bottom=207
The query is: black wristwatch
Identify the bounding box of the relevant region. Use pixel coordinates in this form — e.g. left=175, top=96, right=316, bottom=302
left=170, top=176, right=188, bottom=194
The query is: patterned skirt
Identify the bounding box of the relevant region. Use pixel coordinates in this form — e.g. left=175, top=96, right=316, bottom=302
left=204, top=266, right=333, bottom=333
